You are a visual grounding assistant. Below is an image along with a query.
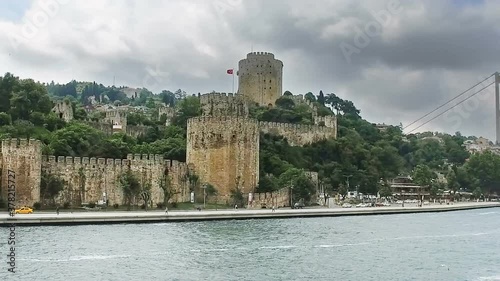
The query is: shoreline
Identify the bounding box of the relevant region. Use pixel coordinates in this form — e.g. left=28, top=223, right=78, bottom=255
left=1, top=202, right=499, bottom=227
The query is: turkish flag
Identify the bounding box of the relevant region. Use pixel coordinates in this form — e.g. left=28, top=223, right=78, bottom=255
left=227, top=69, right=234, bottom=75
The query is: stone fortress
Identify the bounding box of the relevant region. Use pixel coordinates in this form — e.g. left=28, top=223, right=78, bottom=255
left=0, top=52, right=337, bottom=209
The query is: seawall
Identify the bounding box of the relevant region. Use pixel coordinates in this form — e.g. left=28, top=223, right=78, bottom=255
left=1, top=202, right=498, bottom=227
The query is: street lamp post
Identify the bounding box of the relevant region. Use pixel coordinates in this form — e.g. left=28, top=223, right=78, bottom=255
left=402, top=190, right=405, bottom=207
left=344, top=174, right=353, bottom=198
left=290, top=180, right=294, bottom=208
left=201, top=184, right=207, bottom=209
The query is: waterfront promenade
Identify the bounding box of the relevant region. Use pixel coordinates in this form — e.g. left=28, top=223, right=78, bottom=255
left=1, top=202, right=499, bottom=226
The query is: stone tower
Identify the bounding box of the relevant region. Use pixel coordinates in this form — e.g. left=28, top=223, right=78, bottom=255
left=186, top=117, right=259, bottom=200
left=237, top=52, right=283, bottom=106
left=1, top=139, right=42, bottom=207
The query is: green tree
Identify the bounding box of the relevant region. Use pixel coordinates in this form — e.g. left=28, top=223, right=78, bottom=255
left=120, top=170, right=141, bottom=210
left=40, top=171, right=65, bottom=207
left=412, top=164, right=435, bottom=186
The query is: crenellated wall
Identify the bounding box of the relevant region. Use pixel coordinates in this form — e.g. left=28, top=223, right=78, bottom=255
left=41, top=154, right=190, bottom=206
left=200, top=92, right=249, bottom=117
left=238, top=52, right=283, bottom=106
left=186, top=117, right=260, bottom=198
left=314, top=116, right=337, bottom=129
left=259, top=121, right=337, bottom=146
left=0, top=139, right=42, bottom=207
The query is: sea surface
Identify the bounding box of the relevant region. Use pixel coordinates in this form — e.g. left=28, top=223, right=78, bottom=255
left=2, top=208, right=500, bottom=281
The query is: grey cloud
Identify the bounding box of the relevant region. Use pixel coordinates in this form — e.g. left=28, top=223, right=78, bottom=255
left=0, top=0, right=499, bottom=140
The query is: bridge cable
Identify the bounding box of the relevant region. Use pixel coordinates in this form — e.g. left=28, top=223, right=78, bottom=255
left=403, top=73, right=495, bottom=131
left=406, top=81, right=495, bottom=134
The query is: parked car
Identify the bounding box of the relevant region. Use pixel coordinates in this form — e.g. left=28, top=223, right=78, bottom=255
left=292, top=202, right=304, bottom=209
left=342, top=203, right=352, bottom=208
left=15, top=206, right=33, bottom=214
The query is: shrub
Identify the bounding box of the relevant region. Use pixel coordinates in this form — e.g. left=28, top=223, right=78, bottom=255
left=171, top=202, right=178, bottom=208
left=140, top=204, right=146, bottom=210
left=63, top=202, right=71, bottom=209
left=33, top=202, right=41, bottom=210
left=88, top=202, right=96, bottom=208
left=156, top=203, right=165, bottom=209
left=113, top=203, right=119, bottom=209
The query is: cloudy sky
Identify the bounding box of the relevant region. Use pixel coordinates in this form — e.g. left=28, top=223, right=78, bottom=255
left=1, top=0, right=499, bottom=140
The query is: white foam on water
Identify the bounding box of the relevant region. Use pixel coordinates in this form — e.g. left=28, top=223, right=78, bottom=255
left=477, top=275, right=500, bottom=280
left=259, top=245, right=297, bottom=249
left=315, top=242, right=370, bottom=248
left=190, top=248, right=229, bottom=252
left=17, top=255, right=131, bottom=263
left=478, top=212, right=498, bottom=215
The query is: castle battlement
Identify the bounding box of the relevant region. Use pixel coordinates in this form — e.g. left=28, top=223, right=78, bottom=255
left=42, top=155, right=129, bottom=167
left=1, top=138, right=42, bottom=149
left=259, top=121, right=337, bottom=146
left=200, top=92, right=243, bottom=100
left=247, top=52, right=275, bottom=59
left=259, top=121, right=336, bottom=133
left=199, top=92, right=249, bottom=117
left=126, top=154, right=164, bottom=162
left=314, top=115, right=337, bottom=129
left=188, top=116, right=259, bottom=125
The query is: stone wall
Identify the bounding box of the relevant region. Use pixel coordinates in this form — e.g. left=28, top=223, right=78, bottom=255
left=105, top=110, right=127, bottom=132
left=41, top=154, right=190, bottom=206
left=200, top=93, right=249, bottom=117
left=158, top=105, right=176, bottom=126
left=126, top=125, right=150, bottom=138
left=238, top=52, right=283, bottom=106
left=314, top=116, right=337, bottom=129
left=52, top=101, right=74, bottom=122
left=0, top=139, right=42, bottom=207
left=84, top=121, right=114, bottom=135
left=248, top=188, right=290, bottom=209
left=186, top=117, right=260, bottom=198
left=259, top=121, right=337, bottom=146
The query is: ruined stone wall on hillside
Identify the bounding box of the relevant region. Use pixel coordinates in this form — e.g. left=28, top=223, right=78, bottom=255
left=259, top=122, right=337, bottom=146
left=238, top=52, right=283, bottom=106
left=41, top=154, right=190, bottom=207
left=104, top=110, right=127, bottom=132
left=126, top=125, right=150, bottom=138
left=186, top=117, right=260, bottom=198
left=52, top=101, right=74, bottom=122
left=84, top=121, right=114, bottom=135
left=200, top=93, right=249, bottom=117
left=158, top=105, right=176, bottom=126
left=0, top=139, right=42, bottom=207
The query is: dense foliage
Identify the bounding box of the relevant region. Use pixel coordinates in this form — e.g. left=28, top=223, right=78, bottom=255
left=1, top=72, right=499, bottom=204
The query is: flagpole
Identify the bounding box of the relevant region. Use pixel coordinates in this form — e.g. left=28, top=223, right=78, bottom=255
left=232, top=70, right=235, bottom=94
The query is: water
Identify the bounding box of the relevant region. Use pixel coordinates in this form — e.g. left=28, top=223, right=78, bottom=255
left=2, top=208, right=500, bottom=281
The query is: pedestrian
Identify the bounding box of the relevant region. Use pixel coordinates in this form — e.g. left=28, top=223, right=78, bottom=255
left=56, top=206, right=60, bottom=215
left=272, top=206, right=275, bottom=212
left=235, top=204, right=238, bottom=210
left=165, top=206, right=168, bottom=215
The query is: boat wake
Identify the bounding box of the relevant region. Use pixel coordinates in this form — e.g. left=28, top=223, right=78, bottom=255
left=18, top=255, right=131, bottom=263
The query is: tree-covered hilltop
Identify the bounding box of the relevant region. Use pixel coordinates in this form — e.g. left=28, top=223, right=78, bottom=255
left=1, top=72, right=499, bottom=202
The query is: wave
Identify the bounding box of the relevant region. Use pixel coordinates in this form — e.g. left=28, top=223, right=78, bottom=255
left=477, top=275, right=500, bottom=280
left=18, top=255, right=131, bottom=262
